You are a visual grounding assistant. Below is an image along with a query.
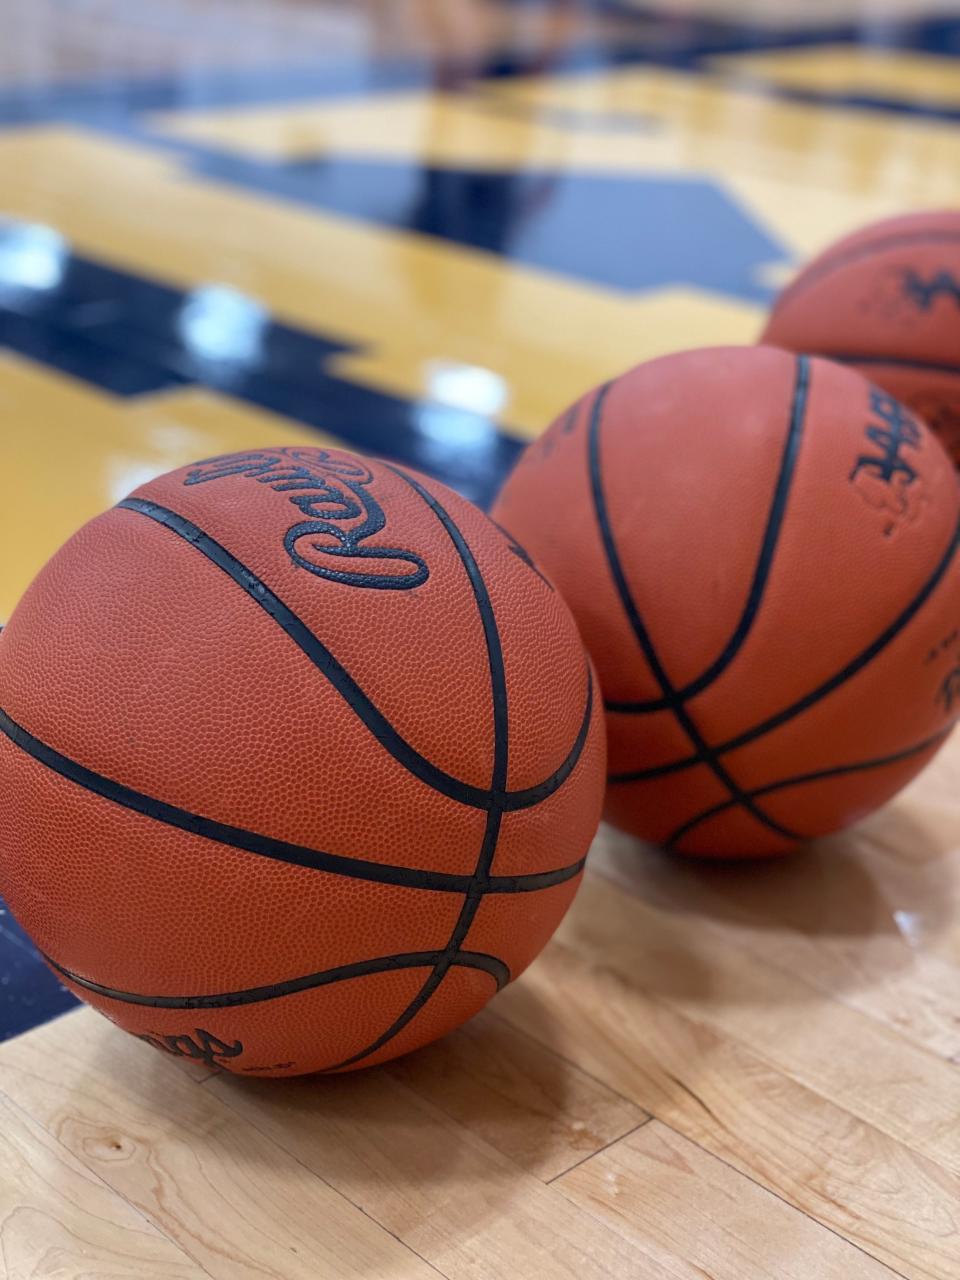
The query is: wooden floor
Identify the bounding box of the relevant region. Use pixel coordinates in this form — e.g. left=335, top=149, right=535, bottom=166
left=2, top=731, right=958, bottom=1278
left=2, top=0, right=960, bottom=1276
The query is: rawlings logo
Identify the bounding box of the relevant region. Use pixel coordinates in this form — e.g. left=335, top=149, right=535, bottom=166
left=850, top=389, right=925, bottom=532
left=136, top=1028, right=243, bottom=1067
left=184, top=448, right=429, bottom=589
left=902, top=269, right=960, bottom=311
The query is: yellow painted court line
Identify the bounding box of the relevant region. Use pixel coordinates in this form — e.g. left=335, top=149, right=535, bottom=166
left=711, top=44, right=960, bottom=108
left=0, top=352, right=337, bottom=620
left=151, top=63, right=960, bottom=264
left=0, top=124, right=764, bottom=441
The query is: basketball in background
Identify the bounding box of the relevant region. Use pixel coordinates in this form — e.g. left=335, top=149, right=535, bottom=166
left=0, top=447, right=604, bottom=1075
left=763, top=210, right=960, bottom=465
left=492, top=346, right=960, bottom=858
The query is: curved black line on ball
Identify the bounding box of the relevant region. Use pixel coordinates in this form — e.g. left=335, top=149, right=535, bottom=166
left=587, top=381, right=802, bottom=843
left=607, top=355, right=811, bottom=714
left=773, top=228, right=960, bottom=309
left=44, top=948, right=510, bottom=1010
left=607, top=753, right=701, bottom=784
left=116, top=497, right=590, bottom=813
left=326, top=463, right=512, bottom=1072
left=502, top=665, right=593, bottom=809
left=663, top=725, right=955, bottom=849
left=610, top=510, right=960, bottom=784
left=0, top=708, right=585, bottom=894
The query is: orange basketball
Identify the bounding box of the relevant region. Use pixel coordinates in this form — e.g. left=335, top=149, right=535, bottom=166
left=0, top=447, right=604, bottom=1075
left=763, top=210, right=960, bottom=465
left=492, top=346, right=960, bottom=858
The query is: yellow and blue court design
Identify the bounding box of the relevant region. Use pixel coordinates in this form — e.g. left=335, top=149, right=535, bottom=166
left=1, top=5, right=959, bottom=1276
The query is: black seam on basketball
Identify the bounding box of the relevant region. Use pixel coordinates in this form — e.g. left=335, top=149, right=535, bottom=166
left=43, top=948, right=510, bottom=1009
left=322, top=807, right=505, bottom=1071
left=607, top=355, right=810, bottom=714
left=775, top=229, right=960, bottom=310
left=820, top=353, right=960, bottom=379
left=500, top=666, right=592, bottom=809
left=609, top=509, right=960, bottom=784
left=115, top=497, right=590, bottom=813
left=663, top=725, right=955, bottom=849
left=325, top=464, right=512, bottom=1071
left=587, top=380, right=802, bottom=842
left=117, top=497, right=492, bottom=809
left=0, top=707, right=584, bottom=894
left=608, top=754, right=698, bottom=784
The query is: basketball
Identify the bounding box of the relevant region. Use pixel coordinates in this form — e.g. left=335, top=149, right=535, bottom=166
left=0, top=446, right=604, bottom=1075
left=762, top=210, right=960, bottom=465
left=492, top=346, right=960, bottom=858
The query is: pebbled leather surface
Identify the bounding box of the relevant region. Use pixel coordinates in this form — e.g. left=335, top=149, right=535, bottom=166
left=0, top=446, right=605, bottom=1074
left=493, top=346, right=960, bottom=857
left=763, top=210, right=960, bottom=464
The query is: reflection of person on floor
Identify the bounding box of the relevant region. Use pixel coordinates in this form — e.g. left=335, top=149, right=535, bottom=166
left=367, top=0, right=582, bottom=82
left=398, top=0, right=583, bottom=260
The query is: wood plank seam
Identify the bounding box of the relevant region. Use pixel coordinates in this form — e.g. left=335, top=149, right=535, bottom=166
left=647, top=1118, right=914, bottom=1280
left=200, top=1052, right=673, bottom=1279
left=551, top=871, right=960, bottom=1177
left=198, top=1101, right=452, bottom=1280
left=0, top=1083, right=216, bottom=1280
left=332, top=1195, right=450, bottom=1280
left=588, top=857, right=960, bottom=1067
left=629, top=969, right=959, bottom=1181
left=552, top=1117, right=911, bottom=1280
left=544, top=1120, right=652, bottom=1185
left=492, top=943, right=960, bottom=1277
left=476, top=1000, right=657, bottom=1153
left=642, top=1026, right=960, bottom=1280
left=482, top=1007, right=653, bottom=1119
left=198, top=1069, right=452, bottom=1280
left=0, top=1014, right=446, bottom=1280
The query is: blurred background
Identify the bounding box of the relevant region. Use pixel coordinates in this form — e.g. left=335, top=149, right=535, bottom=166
left=1, top=0, right=959, bottom=1038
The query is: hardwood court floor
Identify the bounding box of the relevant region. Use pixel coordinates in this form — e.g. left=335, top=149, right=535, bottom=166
left=1, top=0, right=960, bottom=1276
left=2, top=730, right=958, bottom=1279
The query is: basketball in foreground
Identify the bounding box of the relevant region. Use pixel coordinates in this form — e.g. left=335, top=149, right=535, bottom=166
left=0, top=447, right=604, bottom=1074
left=493, top=346, right=960, bottom=857
left=763, top=210, right=960, bottom=465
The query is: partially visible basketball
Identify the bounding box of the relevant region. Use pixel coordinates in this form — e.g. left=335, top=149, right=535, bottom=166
left=762, top=210, right=960, bottom=465
left=0, top=447, right=604, bottom=1075
left=492, top=346, right=960, bottom=858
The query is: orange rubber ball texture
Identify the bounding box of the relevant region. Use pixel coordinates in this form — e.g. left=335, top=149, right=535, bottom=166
left=492, top=346, right=960, bottom=858
left=0, top=448, right=605, bottom=1075
left=763, top=210, right=960, bottom=465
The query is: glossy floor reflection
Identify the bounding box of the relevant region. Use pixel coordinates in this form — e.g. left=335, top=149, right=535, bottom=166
left=1, top=0, right=960, bottom=1043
